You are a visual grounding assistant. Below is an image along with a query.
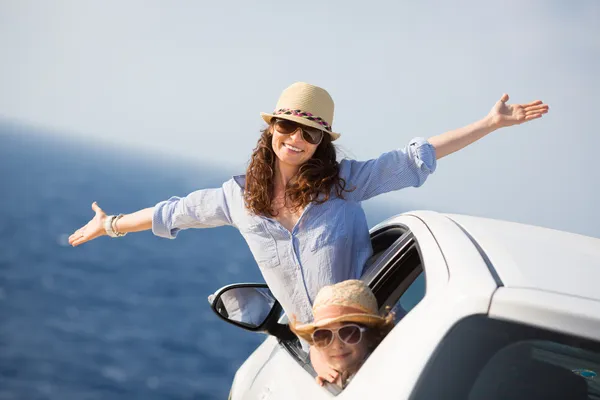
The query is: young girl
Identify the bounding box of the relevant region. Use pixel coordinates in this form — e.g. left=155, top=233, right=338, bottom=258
left=290, top=279, right=395, bottom=388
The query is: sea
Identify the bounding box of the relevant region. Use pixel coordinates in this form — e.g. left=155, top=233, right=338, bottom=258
left=0, top=122, right=394, bottom=400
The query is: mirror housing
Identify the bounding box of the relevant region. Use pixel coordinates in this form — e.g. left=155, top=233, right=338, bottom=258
left=209, top=283, right=295, bottom=341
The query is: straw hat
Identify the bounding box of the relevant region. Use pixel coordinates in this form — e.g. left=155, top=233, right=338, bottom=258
left=261, top=82, right=341, bottom=141
left=291, top=280, right=387, bottom=342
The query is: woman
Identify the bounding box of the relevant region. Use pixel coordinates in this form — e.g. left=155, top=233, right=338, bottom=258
left=68, top=82, right=548, bottom=323
left=290, top=279, right=395, bottom=388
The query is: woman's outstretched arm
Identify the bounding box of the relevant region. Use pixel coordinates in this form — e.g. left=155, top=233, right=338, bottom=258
left=69, top=202, right=153, bottom=247
left=70, top=181, right=236, bottom=247
left=429, top=94, right=549, bottom=159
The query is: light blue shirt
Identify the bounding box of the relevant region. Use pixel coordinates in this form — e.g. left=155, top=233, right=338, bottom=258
left=152, top=138, right=436, bottom=323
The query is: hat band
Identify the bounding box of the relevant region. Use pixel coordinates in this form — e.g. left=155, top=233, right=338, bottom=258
left=273, top=108, right=332, bottom=132
left=313, top=305, right=373, bottom=322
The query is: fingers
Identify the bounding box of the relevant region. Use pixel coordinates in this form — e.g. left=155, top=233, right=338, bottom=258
left=68, top=223, right=94, bottom=246
left=315, top=372, right=338, bottom=386
left=91, top=201, right=103, bottom=214
left=70, top=235, right=84, bottom=247
left=70, top=235, right=89, bottom=247
left=69, top=227, right=90, bottom=247
left=68, top=227, right=84, bottom=245
left=525, top=104, right=549, bottom=120
left=524, top=104, right=548, bottom=113
left=326, top=371, right=338, bottom=382
left=525, top=100, right=544, bottom=107
left=525, top=109, right=548, bottom=118
left=500, top=95, right=548, bottom=110
left=525, top=114, right=543, bottom=121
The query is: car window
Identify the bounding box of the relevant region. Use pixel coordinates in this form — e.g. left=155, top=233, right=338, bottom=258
left=409, top=315, right=600, bottom=400
left=391, top=271, right=424, bottom=321
left=370, top=236, right=423, bottom=320
left=399, top=271, right=424, bottom=311
left=362, top=226, right=408, bottom=279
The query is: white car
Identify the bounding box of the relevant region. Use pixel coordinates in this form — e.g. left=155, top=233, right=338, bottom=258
left=210, top=211, right=600, bottom=400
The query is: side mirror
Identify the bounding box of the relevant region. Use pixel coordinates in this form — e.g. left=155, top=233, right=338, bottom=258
left=209, top=283, right=295, bottom=340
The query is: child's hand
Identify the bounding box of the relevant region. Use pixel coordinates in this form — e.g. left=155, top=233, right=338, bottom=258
left=310, top=348, right=339, bottom=386
left=315, top=366, right=340, bottom=386
left=316, top=369, right=350, bottom=388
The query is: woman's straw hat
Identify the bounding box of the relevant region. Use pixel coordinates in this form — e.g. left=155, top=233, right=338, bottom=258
left=291, top=280, right=386, bottom=342
left=261, top=82, right=341, bottom=141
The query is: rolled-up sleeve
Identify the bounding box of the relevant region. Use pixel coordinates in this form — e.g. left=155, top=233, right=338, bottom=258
left=152, top=182, right=234, bottom=239
left=340, top=137, right=437, bottom=202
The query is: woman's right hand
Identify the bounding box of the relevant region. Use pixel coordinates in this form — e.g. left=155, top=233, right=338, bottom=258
left=69, top=202, right=108, bottom=247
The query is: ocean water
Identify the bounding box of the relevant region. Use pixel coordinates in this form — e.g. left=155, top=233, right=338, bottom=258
left=0, top=125, right=268, bottom=400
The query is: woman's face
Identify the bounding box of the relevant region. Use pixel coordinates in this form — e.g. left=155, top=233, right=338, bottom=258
left=313, top=322, right=371, bottom=373
left=271, top=123, right=319, bottom=169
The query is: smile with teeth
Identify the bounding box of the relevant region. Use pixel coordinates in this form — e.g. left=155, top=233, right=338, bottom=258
left=283, top=143, right=304, bottom=153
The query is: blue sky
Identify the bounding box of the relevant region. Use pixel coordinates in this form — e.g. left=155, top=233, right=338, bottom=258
left=1, top=0, right=599, bottom=238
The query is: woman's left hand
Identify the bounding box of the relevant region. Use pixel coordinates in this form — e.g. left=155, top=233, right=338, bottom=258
left=488, top=94, right=549, bottom=129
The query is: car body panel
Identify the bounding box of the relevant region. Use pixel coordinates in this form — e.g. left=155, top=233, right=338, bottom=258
left=230, top=336, right=279, bottom=397
left=446, top=213, right=600, bottom=301
left=490, top=287, right=600, bottom=342
left=240, top=343, right=330, bottom=400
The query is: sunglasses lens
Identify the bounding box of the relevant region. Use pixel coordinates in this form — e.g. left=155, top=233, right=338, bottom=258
left=274, top=119, right=297, bottom=134
left=312, top=329, right=333, bottom=348
left=302, top=128, right=323, bottom=145
left=274, top=119, right=323, bottom=145
left=339, top=325, right=362, bottom=345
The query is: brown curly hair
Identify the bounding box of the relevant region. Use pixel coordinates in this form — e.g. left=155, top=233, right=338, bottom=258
left=244, top=122, right=352, bottom=217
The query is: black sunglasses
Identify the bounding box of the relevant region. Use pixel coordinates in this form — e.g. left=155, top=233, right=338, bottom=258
left=273, top=119, right=324, bottom=145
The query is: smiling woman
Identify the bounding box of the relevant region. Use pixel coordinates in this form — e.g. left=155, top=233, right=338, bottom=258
left=68, top=82, right=549, bottom=326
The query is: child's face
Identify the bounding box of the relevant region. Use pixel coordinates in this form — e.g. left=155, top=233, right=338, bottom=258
left=313, top=322, right=371, bottom=373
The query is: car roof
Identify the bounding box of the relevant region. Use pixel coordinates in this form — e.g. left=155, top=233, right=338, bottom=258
left=443, top=213, right=600, bottom=302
